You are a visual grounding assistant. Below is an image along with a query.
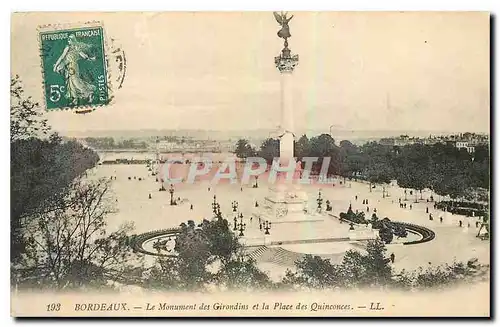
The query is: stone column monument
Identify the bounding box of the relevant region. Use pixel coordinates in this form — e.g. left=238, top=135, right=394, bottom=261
left=273, top=12, right=299, bottom=163
left=252, top=12, right=323, bottom=227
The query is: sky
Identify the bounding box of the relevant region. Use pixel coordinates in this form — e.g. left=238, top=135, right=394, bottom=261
left=11, top=12, right=490, bottom=134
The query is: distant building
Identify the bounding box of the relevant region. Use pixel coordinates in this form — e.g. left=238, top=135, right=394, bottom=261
left=378, top=132, right=488, bottom=151
left=455, top=141, right=475, bottom=154
left=379, top=138, right=395, bottom=146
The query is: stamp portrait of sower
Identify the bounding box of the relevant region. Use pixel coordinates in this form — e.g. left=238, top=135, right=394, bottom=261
left=39, top=25, right=109, bottom=110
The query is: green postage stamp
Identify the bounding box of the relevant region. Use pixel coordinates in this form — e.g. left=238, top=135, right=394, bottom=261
left=39, top=23, right=110, bottom=111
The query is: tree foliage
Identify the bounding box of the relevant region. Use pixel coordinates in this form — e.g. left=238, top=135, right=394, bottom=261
left=145, top=217, right=269, bottom=292
left=234, top=139, right=257, bottom=159
left=10, top=75, right=50, bottom=142
left=11, top=75, right=140, bottom=290
left=16, top=178, right=141, bottom=290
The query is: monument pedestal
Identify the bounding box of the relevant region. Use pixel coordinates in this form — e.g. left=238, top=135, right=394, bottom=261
left=253, top=183, right=325, bottom=224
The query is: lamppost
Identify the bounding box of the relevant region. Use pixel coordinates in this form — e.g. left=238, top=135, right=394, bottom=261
left=317, top=190, right=323, bottom=212
left=216, top=203, right=222, bottom=219
left=232, top=201, right=239, bottom=212
left=264, top=220, right=272, bottom=235
left=212, top=195, right=218, bottom=216
left=169, top=184, right=175, bottom=205
left=237, top=213, right=246, bottom=236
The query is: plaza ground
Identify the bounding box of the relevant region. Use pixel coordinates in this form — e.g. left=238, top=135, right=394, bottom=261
left=90, top=162, right=490, bottom=281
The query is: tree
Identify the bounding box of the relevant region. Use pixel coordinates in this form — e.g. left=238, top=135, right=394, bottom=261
left=17, top=178, right=141, bottom=290
left=144, top=257, right=182, bottom=290
left=294, top=134, right=310, bottom=160
left=340, top=238, right=392, bottom=288
left=11, top=137, right=99, bottom=263
left=378, top=225, right=394, bottom=244
left=214, top=258, right=272, bottom=290
left=173, top=220, right=214, bottom=290
left=363, top=238, right=393, bottom=285
left=309, top=134, right=341, bottom=175
left=10, top=75, right=50, bottom=142
left=258, top=138, right=280, bottom=165
left=281, top=255, right=342, bottom=289
left=10, top=76, right=100, bottom=264
left=366, top=162, right=393, bottom=195
left=198, top=217, right=242, bottom=265
left=145, top=216, right=270, bottom=292
left=234, top=139, right=256, bottom=159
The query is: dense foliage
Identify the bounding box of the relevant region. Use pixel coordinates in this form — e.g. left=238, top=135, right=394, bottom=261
left=235, top=136, right=490, bottom=201
left=11, top=76, right=139, bottom=290
left=144, top=217, right=271, bottom=292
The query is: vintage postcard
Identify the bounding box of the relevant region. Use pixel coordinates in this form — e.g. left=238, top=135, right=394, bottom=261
left=10, top=12, right=490, bottom=317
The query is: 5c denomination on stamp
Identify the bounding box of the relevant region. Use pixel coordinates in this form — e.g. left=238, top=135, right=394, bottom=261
left=39, top=23, right=110, bottom=111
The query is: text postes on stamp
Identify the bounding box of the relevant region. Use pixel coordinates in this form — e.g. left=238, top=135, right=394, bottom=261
left=39, top=25, right=110, bottom=111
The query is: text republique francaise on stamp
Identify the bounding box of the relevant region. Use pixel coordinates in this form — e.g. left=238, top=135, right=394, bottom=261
left=39, top=24, right=110, bottom=111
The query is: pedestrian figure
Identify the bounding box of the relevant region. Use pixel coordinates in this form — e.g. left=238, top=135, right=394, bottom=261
left=366, top=199, right=369, bottom=205
left=367, top=206, right=370, bottom=212
left=476, top=221, right=479, bottom=228
left=250, top=216, right=253, bottom=222
left=255, top=201, right=259, bottom=207
left=374, top=208, right=377, bottom=213
left=259, top=223, right=262, bottom=230
left=190, top=204, right=193, bottom=210
left=404, top=203, right=407, bottom=209
left=399, top=198, right=401, bottom=203
left=426, top=207, right=429, bottom=213
left=409, top=204, right=412, bottom=210
left=459, top=220, right=463, bottom=227
left=148, top=193, right=152, bottom=199
left=362, top=199, right=365, bottom=205
left=429, top=213, right=433, bottom=221
left=390, top=253, right=395, bottom=264
left=241, top=187, right=243, bottom=192
left=208, top=187, right=211, bottom=192
left=440, top=217, right=443, bottom=223
left=468, top=222, right=470, bottom=228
